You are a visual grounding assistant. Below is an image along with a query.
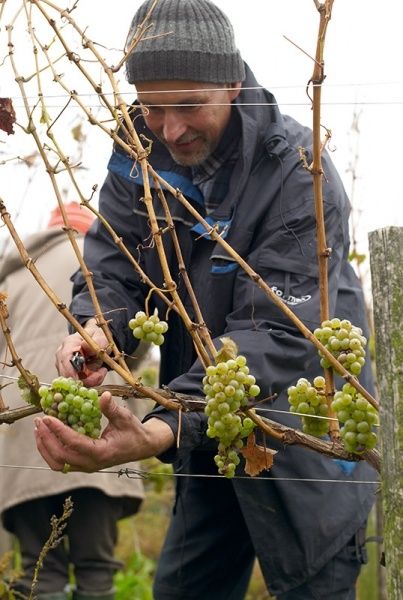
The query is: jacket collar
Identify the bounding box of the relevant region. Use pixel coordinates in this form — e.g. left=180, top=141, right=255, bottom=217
left=235, top=63, right=289, bottom=158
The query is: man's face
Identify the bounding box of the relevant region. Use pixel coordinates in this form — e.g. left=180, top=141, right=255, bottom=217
left=136, top=80, right=241, bottom=166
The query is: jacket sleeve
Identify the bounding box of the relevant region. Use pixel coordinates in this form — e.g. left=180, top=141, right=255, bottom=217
left=145, top=151, right=355, bottom=460
left=70, top=170, right=148, bottom=355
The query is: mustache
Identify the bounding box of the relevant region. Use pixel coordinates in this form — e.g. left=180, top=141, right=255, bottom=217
left=159, top=131, right=200, bottom=146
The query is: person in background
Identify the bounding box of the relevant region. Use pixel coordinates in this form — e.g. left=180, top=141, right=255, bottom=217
left=0, top=201, right=145, bottom=600
left=35, top=2, right=377, bottom=599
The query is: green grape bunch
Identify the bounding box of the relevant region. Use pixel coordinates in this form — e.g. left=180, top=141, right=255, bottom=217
left=331, top=383, right=378, bottom=454
left=287, top=376, right=329, bottom=437
left=128, top=309, right=168, bottom=346
left=204, top=352, right=260, bottom=479
left=38, top=377, right=102, bottom=439
left=314, top=318, right=367, bottom=376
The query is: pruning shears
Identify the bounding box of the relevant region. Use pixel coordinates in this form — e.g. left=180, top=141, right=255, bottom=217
left=70, top=351, right=86, bottom=373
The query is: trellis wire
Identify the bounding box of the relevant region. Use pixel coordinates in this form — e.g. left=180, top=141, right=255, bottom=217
left=0, top=463, right=380, bottom=485
left=7, top=101, right=403, bottom=109
left=6, top=80, right=403, bottom=100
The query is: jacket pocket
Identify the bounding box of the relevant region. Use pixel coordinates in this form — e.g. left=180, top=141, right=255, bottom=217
left=257, top=249, right=318, bottom=279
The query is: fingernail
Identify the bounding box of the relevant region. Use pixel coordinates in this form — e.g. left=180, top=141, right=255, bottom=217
left=34, top=418, right=41, bottom=429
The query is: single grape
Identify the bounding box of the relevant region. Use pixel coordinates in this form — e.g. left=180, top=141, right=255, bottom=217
left=134, top=311, right=147, bottom=324
left=132, top=327, right=144, bottom=340
left=153, top=322, right=165, bottom=334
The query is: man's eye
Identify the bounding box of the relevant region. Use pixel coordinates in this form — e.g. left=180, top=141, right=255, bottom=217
left=142, top=105, right=163, bottom=116
left=176, top=105, right=200, bottom=114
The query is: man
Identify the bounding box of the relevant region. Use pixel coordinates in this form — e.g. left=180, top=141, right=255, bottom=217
left=35, top=1, right=377, bottom=598
left=0, top=202, right=145, bottom=600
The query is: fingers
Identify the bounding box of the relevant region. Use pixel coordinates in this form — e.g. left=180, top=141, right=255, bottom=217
left=55, top=328, right=109, bottom=383
left=80, top=337, right=105, bottom=366
left=99, top=391, right=134, bottom=425
left=34, top=415, right=105, bottom=473
left=34, top=416, right=74, bottom=470
left=79, top=366, right=108, bottom=387
left=34, top=393, right=121, bottom=473
left=55, top=333, right=84, bottom=379
left=34, top=392, right=148, bottom=474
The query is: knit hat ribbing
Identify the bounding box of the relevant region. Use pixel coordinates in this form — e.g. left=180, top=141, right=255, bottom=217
left=126, top=0, right=245, bottom=84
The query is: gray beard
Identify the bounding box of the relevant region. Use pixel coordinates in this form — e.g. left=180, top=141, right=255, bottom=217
left=156, top=135, right=212, bottom=167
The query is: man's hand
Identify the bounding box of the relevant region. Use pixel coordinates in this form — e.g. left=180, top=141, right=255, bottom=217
left=34, top=391, right=175, bottom=473
left=55, top=318, right=109, bottom=386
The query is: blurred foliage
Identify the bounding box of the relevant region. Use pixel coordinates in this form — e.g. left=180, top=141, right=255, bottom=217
left=139, top=365, right=158, bottom=388
left=115, top=460, right=174, bottom=564
left=144, top=457, right=173, bottom=494
left=349, top=249, right=367, bottom=266
left=114, top=553, right=154, bottom=600
left=0, top=551, right=20, bottom=599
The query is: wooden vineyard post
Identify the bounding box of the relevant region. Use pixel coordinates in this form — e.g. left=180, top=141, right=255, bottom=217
left=369, top=226, right=403, bottom=599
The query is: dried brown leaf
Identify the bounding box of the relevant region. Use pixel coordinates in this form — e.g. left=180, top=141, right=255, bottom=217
left=71, top=122, right=86, bottom=142
left=0, top=98, right=16, bottom=135
left=241, top=432, right=277, bottom=477
left=21, top=151, right=39, bottom=168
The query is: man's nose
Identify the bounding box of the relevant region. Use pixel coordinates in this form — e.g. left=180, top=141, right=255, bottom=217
left=162, top=111, right=187, bottom=144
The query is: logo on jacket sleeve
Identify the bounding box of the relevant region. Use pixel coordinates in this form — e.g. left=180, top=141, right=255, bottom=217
left=270, top=286, right=311, bottom=306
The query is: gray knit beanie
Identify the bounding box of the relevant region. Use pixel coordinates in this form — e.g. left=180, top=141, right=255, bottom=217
left=126, top=0, right=245, bottom=83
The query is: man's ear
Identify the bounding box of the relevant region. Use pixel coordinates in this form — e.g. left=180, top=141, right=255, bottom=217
left=228, top=82, right=242, bottom=101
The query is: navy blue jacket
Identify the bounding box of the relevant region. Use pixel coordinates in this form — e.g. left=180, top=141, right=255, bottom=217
left=71, top=65, right=377, bottom=593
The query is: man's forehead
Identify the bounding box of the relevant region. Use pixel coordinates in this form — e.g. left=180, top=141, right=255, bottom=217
left=135, top=81, right=225, bottom=104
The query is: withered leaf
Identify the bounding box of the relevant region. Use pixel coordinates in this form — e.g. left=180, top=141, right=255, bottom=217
left=21, top=152, right=39, bottom=168
left=215, top=336, right=238, bottom=363
left=0, top=98, right=16, bottom=135
left=71, top=122, right=86, bottom=142
left=241, top=432, right=277, bottom=477
left=17, top=372, right=41, bottom=407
